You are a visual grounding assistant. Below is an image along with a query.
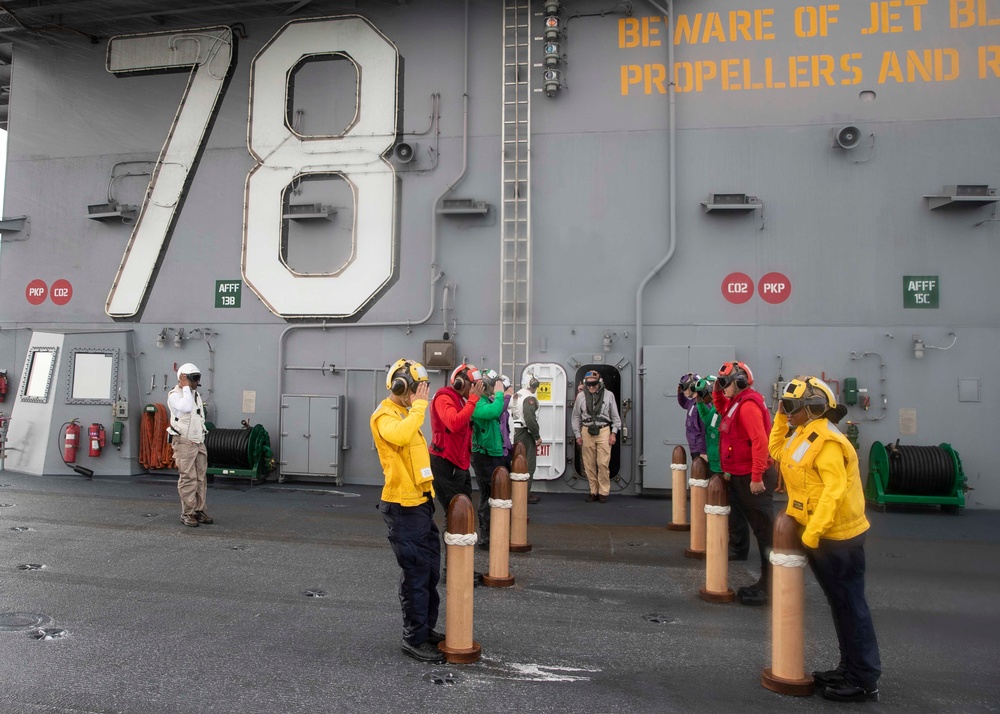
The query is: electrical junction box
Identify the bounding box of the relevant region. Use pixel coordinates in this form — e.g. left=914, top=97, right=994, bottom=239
left=843, top=377, right=858, bottom=406
left=114, top=398, right=128, bottom=419
left=423, top=340, right=455, bottom=369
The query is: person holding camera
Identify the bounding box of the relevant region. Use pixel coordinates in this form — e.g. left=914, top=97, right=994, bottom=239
left=571, top=371, right=621, bottom=502
left=371, top=358, right=445, bottom=663
left=511, top=375, right=542, bottom=503
left=167, top=363, right=212, bottom=528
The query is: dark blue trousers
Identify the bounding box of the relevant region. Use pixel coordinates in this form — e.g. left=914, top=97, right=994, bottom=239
left=807, top=540, right=882, bottom=689
left=378, top=498, right=441, bottom=646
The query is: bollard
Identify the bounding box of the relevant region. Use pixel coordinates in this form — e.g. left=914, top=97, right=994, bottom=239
left=761, top=512, right=814, bottom=696
left=698, top=474, right=735, bottom=603
left=667, top=445, right=690, bottom=531
left=509, top=452, right=533, bottom=553
left=684, top=458, right=709, bottom=559
left=439, top=494, right=482, bottom=663
left=483, top=466, right=515, bottom=587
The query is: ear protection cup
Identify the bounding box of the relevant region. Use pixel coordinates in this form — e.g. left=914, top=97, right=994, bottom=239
left=450, top=363, right=481, bottom=392
left=390, top=375, right=409, bottom=396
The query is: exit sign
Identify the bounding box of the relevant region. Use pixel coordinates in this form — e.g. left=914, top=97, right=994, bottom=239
left=215, top=280, right=242, bottom=308
left=903, top=275, right=938, bottom=309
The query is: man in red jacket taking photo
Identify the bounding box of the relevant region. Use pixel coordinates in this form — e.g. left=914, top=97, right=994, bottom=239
left=429, top=363, right=486, bottom=515
left=713, top=360, right=776, bottom=606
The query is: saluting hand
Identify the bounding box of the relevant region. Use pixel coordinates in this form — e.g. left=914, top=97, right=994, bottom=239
left=471, top=380, right=486, bottom=398
left=414, top=382, right=430, bottom=402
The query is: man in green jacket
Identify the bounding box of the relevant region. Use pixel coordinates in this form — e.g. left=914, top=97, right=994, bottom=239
left=471, top=370, right=510, bottom=549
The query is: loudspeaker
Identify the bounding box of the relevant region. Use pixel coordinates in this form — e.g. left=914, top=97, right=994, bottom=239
left=832, top=125, right=861, bottom=150
left=393, top=142, right=416, bottom=163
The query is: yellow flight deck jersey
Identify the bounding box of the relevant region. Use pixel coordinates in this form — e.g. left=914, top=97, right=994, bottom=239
left=370, top=397, right=435, bottom=507
left=769, top=411, right=869, bottom=549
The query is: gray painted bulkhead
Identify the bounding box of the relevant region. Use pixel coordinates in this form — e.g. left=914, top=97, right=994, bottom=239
left=0, top=1, right=996, bottom=506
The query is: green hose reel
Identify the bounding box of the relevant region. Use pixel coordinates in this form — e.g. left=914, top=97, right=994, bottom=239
left=866, top=441, right=966, bottom=513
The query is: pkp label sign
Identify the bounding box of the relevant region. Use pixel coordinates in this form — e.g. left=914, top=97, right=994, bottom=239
left=26, top=279, right=47, bottom=305
left=758, top=272, right=791, bottom=304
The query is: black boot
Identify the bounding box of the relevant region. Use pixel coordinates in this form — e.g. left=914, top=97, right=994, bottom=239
left=822, top=684, right=879, bottom=702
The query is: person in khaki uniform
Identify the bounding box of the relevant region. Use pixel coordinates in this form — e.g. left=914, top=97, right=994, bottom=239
left=571, top=371, right=621, bottom=502
left=167, top=363, right=212, bottom=528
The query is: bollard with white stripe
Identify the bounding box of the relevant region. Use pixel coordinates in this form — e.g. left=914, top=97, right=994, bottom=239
left=439, top=494, right=482, bottom=663
left=509, top=451, right=532, bottom=553
left=761, top=511, right=815, bottom=695
left=667, top=445, right=690, bottom=531
left=698, top=474, right=735, bottom=603
left=483, top=466, right=515, bottom=587
left=684, top=458, right=709, bottom=559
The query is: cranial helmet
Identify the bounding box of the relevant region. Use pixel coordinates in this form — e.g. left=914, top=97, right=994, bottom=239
left=718, top=361, right=753, bottom=389
left=781, top=376, right=836, bottom=416
left=450, top=363, right=482, bottom=392
left=177, top=363, right=201, bottom=381
left=387, top=359, right=429, bottom=396
left=694, top=375, right=716, bottom=398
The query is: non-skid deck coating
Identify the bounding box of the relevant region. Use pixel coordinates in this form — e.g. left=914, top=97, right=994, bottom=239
left=0, top=473, right=997, bottom=714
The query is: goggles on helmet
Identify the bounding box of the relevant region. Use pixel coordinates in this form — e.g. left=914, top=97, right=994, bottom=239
left=781, top=398, right=805, bottom=414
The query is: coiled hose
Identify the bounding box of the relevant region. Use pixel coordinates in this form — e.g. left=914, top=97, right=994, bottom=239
left=886, top=442, right=956, bottom=496
left=205, top=427, right=253, bottom=468
left=139, top=404, right=175, bottom=469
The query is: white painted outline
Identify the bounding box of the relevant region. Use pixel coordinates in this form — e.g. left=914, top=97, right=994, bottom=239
left=243, top=15, right=400, bottom=318
left=105, top=26, right=235, bottom=319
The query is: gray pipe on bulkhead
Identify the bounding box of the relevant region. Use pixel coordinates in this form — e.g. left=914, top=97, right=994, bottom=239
left=634, top=0, right=675, bottom=494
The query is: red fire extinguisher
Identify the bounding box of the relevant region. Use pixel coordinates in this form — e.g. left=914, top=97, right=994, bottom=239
left=0, top=370, right=8, bottom=402
left=88, top=423, right=106, bottom=457
left=64, top=422, right=81, bottom=463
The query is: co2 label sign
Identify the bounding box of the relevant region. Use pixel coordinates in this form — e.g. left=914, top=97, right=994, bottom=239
left=25, top=279, right=74, bottom=305
left=722, top=272, right=754, bottom=304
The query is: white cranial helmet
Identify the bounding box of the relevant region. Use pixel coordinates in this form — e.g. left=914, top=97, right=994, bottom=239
left=177, top=363, right=201, bottom=381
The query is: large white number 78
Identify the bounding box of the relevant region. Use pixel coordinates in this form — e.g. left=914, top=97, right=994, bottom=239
left=104, top=27, right=235, bottom=319
left=243, top=16, right=399, bottom=318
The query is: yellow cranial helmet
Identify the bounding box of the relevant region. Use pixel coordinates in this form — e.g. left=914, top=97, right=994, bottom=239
left=781, top=376, right=836, bottom=415
left=387, top=359, right=429, bottom=396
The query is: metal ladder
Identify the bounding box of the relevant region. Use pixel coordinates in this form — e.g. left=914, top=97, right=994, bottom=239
left=500, top=0, right=531, bottom=380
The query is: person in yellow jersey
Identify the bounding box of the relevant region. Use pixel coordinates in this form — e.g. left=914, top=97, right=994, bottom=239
left=370, top=358, right=445, bottom=663
left=769, top=376, right=881, bottom=703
